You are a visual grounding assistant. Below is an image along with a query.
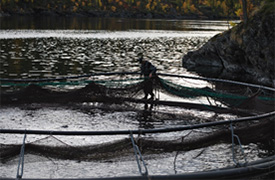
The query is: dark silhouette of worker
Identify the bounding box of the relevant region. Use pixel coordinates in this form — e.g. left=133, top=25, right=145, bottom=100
left=138, top=55, right=157, bottom=100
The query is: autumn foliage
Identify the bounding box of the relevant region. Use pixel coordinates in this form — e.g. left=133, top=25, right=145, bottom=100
left=0, top=0, right=263, bottom=19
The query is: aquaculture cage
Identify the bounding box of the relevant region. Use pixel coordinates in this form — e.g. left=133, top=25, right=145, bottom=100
left=0, top=72, right=274, bottom=179
left=1, top=72, right=274, bottom=111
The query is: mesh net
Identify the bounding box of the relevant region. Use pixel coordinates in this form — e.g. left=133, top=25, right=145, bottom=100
left=157, top=77, right=275, bottom=110
left=0, top=118, right=274, bottom=163
left=1, top=75, right=274, bottom=113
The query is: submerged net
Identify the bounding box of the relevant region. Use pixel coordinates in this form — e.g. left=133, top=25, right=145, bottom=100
left=157, top=77, right=275, bottom=110
left=0, top=117, right=274, bottom=163
left=1, top=74, right=274, bottom=113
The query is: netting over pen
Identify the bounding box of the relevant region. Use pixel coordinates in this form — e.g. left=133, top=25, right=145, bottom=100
left=1, top=72, right=274, bottom=113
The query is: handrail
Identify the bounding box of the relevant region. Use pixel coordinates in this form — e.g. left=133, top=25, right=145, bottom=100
left=1, top=71, right=274, bottom=92
left=1, top=111, right=274, bottom=136
left=157, top=73, right=275, bottom=92
left=3, top=158, right=275, bottom=180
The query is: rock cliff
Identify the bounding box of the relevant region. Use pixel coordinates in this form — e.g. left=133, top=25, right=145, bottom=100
left=182, top=2, right=275, bottom=87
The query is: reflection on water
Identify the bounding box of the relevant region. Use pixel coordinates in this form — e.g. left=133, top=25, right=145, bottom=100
left=0, top=17, right=230, bottom=81
left=0, top=16, right=232, bottom=31
left=0, top=29, right=219, bottom=39
left=0, top=35, right=210, bottom=79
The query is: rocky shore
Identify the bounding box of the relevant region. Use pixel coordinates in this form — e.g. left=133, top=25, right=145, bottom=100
left=182, top=2, right=275, bottom=87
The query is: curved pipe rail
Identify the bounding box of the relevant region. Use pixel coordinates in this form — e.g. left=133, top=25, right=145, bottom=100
left=1, top=111, right=274, bottom=136
left=158, top=73, right=275, bottom=92
left=1, top=72, right=274, bottom=92
left=2, top=157, right=275, bottom=180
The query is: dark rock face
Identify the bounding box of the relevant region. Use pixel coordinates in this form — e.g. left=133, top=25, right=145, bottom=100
left=182, top=6, right=275, bottom=87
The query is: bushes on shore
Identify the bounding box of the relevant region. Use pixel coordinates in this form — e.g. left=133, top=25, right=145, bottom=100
left=0, top=0, right=263, bottom=19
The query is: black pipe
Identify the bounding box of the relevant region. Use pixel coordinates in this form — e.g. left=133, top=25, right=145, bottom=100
left=1, top=71, right=274, bottom=92
left=116, top=97, right=252, bottom=116
left=1, top=159, right=274, bottom=180
left=1, top=111, right=274, bottom=136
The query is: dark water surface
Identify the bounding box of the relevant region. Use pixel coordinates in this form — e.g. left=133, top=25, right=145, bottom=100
left=0, top=16, right=231, bottom=30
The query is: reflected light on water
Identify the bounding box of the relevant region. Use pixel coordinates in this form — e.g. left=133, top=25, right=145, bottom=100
left=0, top=29, right=221, bottom=39
left=0, top=31, right=212, bottom=81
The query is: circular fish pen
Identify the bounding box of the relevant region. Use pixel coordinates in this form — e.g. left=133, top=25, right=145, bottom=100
left=0, top=72, right=274, bottom=179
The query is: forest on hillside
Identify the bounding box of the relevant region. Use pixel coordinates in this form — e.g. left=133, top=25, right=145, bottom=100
left=0, top=0, right=266, bottom=19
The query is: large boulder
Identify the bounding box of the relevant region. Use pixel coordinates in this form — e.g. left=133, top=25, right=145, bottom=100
left=182, top=2, right=275, bottom=87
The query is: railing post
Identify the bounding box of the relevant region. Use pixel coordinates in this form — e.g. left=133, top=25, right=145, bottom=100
left=130, top=131, right=148, bottom=176
left=16, top=132, right=27, bottom=179
left=230, top=123, right=247, bottom=166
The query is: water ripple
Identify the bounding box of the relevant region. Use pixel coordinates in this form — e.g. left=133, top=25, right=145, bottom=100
left=0, top=30, right=221, bottom=39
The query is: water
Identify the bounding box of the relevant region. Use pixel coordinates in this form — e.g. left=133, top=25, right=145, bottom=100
left=1, top=17, right=267, bottom=179
left=0, top=103, right=264, bottom=178
left=0, top=16, right=231, bottom=30
left=0, top=17, right=231, bottom=80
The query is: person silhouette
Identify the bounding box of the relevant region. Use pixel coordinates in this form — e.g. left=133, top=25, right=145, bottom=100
left=138, top=55, right=157, bottom=100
